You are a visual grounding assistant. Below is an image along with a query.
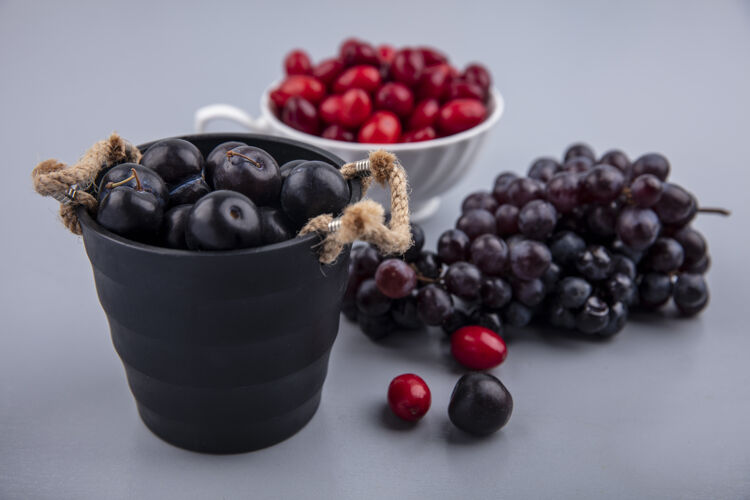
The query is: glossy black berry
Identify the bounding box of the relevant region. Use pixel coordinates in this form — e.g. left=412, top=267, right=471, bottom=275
left=140, top=138, right=204, bottom=188
left=260, top=207, right=296, bottom=244
left=185, top=190, right=262, bottom=250
left=161, top=204, right=192, bottom=249
left=98, top=163, right=168, bottom=208
left=205, top=141, right=246, bottom=188
left=448, top=373, right=513, bottom=436
left=281, top=161, right=350, bottom=226
left=213, top=146, right=282, bottom=207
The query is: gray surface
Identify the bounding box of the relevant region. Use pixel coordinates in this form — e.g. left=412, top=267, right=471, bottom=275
left=1, top=0, right=749, bottom=498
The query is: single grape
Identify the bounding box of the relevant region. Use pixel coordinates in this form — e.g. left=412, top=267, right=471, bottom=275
left=416, top=284, right=453, bottom=325
left=638, top=273, right=673, bottom=308
left=356, top=279, right=392, bottom=316
left=375, top=259, right=418, bottom=299
left=600, top=301, right=627, bottom=337
left=601, top=273, right=635, bottom=304
left=462, top=191, right=499, bottom=214
left=610, top=239, right=644, bottom=264
left=402, top=223, right=425, bottom=262
left=470, top=234, right=509, bottom=276
left=414, top=250, right=443, bottom=280
left=632, top=153, right=670, bottom=181
left=391, top=292, right=422, bottom=329
left=549, top=231, right=586, bottom=268
left=653, top=183, right=695, bottom=224
left=492, top=172, right=518, bottom=204
left=437, top=229, right=470, bottom=264
left=441, top=308, right=470, bottom=336
left=548, top=303, right=576, bottom=329
left=564, top=143, right=596, bottom=162
left=575, top=296, right=609, bottom=334
left=673, top=227, right=707, bottom=269
left=512, top=278, right=546, bottom=307
left=541, top=262, right=561, bottom=293
left=518, top=200, right=558, bottom=240
left=545, top=171, right=580, bottom=213
left=576, top=245, right=614, bottom=281
left=616, top=207, right=661, bottom=251
left=557, top=277, right=592, bottom=309
left=610, top=254, right=637, bottom=280
left=643, top=237, right=685, bottom=273
left=470, top=309, right=503, bottom=333
left=586, top=203, right=618, bottom=237
left=580, top=164, right=625, bottom=203
left=480, top=277, right=513, bottom=309
left=503, top=301, right=533, bottom=327
left=506, top=177, right=545, bottom=207
left=687, top=254, right=711, bottom=274
left=629, top=174, right=663, bottom=208
left=510, top=239, right=552, bottom=280
left=563, top=156, right=594, bottom=174
left=358, top=313, right=394, bottom=340
left=495, top=204, right=520, bottom=235
left=351, top=244, right=381, bottom=278
left=673, top=273, right=709, bottom=316
left=456, top=209, right=496, bottom=240
left=599, top=149, right=631, bottom=178
left=527, top=157, right=561, bottom=182
left=445, top=262, right=483, bottom=300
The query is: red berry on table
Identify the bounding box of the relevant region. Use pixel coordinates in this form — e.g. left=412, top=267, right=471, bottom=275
left=281, top=96, right=320, bottom=135
left=448, top=78, right=486, bottom=101
left=417, top=46, right=447, bottom=66
left=339, top=88, right=372, bottom=128
left=375, top=82, right=415, bottom=118
left=451, top=326, right=507, bottom=370
left=390, top=48, right=425, bottom=87
left=312, top=58, right=345, bottom=88
left=377, top=44, right=396, bottom=64
left=284, top=49, right=312, bottom=76
left=375, top=258, right=417, bottom=298
left=417, top=63, right=452, bottom=100
left=319, top=95, right=343, bottom=124
left=437, top=98, right=487, bottom=135
left=401, top=126, right=436, bottom=143
left=321, top=124, right=355, bottom=142
left=358, top=111, right=402, bottom=143
left=276, top=75, right=326, bottom=106
left=408, top=98, right=440, bottom=130
left=387, top=374, right=431, bottom=422
left=462, top=63, right=492, bottom=93
left=332, top=65, right=382, bottom=94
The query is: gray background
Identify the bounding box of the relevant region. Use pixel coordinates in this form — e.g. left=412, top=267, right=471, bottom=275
left=2, top=1, right=749, bottom=498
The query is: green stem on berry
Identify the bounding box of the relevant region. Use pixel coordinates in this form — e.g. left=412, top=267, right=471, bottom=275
left=697, top=207, right=731, bottom=216
left=105, top=168, right=142, bottom=191
left=226, top=150, right=261, bottom=168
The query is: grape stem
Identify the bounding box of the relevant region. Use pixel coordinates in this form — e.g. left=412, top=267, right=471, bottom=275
left=409, top=263, right=442, bottom=284
left=697, top=207, right=731, bottom=216
left=105, top=168, right=142, bottom=191
left=226, top=150, right=262, bottom=168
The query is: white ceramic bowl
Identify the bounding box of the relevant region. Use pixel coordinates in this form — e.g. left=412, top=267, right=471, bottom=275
left=195, top=84, right=504, bottom=221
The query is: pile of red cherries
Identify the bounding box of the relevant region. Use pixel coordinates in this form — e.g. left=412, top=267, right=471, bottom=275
left=271, top=39, right=493, bottom=143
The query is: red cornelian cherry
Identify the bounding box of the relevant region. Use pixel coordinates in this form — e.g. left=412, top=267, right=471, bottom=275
left=451, top=326, right=507, bottom=370
left=390, top=48, right=425, bottom=87
left=358, top=111, right=401, bottom=143
left=401, top=126, right=436, bottom=143
left=417, top=46, right=447, bottom=66
left=312, top=58, right=345, bottom=87
left=341, top=40, right=380, bottom=67
left=408, top=98, right=440, bottom=130
left=387, top=373, right=431, bottom=422
left=282, top=96, right=320, bottom=135
left=448, top=79, right=485, bottom=101
left=339, top=88, right=372, bottom=128
left=276, top=75, right=326, bottom=106
left=284, top=49, right=312, bottom=76
left=438, top=98, right=487, bottom=135
left=377, top=44, right=396, bottom=64
left=417, top=63, right=452, bottom=100
left=375, top=82, right=414, bottom=118
left=332, top=65, right=381, bottom=94
left=319, top=96, right=343, bottom=124
left=463, top=63, right=492, bottom=93
left=321, top=124, right=355, bottom=142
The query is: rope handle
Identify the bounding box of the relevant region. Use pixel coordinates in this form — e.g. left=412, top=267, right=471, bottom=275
left=30, top=135, right=411, bottom=263
left=300, top=150, right=412, bottom=264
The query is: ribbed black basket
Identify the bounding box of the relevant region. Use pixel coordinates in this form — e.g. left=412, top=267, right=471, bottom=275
left=78, top=133, right=361, bottom=453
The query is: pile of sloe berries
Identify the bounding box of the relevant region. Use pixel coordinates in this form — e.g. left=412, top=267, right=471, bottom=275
left=344, top=142, right=721, bottom=342
left=94, top=138, right=350, bottom=250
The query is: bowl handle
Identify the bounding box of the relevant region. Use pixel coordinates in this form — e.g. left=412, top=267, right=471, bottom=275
left=194, top=104, right=271, bottom=134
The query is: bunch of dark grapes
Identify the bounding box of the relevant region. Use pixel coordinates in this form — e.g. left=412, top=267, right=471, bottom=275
left=343, top=142, right=725, bottom=341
